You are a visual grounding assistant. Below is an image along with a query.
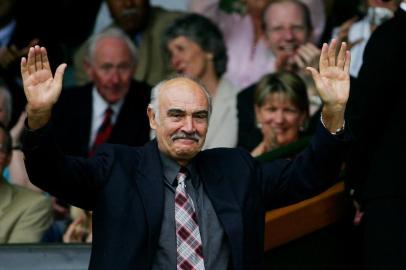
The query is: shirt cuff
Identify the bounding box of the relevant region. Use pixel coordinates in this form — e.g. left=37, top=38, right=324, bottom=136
left=320, top=114, right=345, bottom=135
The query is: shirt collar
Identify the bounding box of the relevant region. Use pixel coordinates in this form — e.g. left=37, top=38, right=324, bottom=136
left=92, top=86, right=124, bottom=120
left=159, top=152, right=199, bottom=188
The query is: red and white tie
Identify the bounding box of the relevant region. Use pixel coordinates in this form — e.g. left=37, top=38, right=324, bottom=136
left=89, top=107, right=113, bottom=157
left=175, top=167, right=205, bottom=270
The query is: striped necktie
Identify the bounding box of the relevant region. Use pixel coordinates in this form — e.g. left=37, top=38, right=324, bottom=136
left=175, top=167, right=205, bottom=270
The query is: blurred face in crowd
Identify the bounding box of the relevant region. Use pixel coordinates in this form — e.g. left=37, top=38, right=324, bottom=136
left=0, top=128, right=11, bottom=174
left=0, top=0, right=16, bottom=27
left=107, top=0, right=150, bottom=34
left=255, top=92, right=305, bottom=146
left=264, top=1, right=311, bottom=58
left=167, top=36, right=215, bottom=80
left=84, top=36, right=135, bottom=104
left=148, top=78, right=209, bottom=165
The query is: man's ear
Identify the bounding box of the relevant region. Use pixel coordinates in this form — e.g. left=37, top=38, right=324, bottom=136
left=147, top=105, right=158, bottom=130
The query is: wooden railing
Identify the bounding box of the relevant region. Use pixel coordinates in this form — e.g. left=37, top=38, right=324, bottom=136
left=264, top=181, right=347, bottom=251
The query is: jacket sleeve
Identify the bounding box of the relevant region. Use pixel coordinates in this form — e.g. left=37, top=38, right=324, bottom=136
left=22, top=121, right=114, bottom=210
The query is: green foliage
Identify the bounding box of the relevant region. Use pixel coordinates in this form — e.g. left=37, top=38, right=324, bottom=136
left=219, top=0, right=245, bottom=13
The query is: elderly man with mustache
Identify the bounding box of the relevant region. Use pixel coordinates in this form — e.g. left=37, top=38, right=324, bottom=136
left=73, top=0, right=183, bottom=87
left=21, top=39, right=350, bottom=270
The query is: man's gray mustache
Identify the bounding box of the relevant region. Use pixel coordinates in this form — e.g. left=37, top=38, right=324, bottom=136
left=171, top=132, right=200, bottom=142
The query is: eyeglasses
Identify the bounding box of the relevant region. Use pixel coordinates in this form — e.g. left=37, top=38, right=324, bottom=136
left=267, top=25, right=307, bottom=35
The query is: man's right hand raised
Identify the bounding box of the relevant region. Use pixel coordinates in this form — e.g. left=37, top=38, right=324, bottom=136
left=21, top=46, right=67, bottom=130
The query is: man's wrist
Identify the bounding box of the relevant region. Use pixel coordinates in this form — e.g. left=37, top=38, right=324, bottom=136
left=320, top=113, right=345, bottom=135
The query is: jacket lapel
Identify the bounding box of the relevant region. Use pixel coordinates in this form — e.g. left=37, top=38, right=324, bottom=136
left=196, top=156, right=244, bottom=270
left=134, top=140, right=165, bottom=258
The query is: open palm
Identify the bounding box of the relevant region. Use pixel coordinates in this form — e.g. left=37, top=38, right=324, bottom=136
left=307, top=39, right=350, bottom=110
left=21, top=46, right=66, bottom=113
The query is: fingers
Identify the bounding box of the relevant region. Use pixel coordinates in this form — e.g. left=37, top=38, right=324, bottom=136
left=54, top=63, right=67, bottom=88
left=319, top=43, right=329, bottom=72
left=306, top=66, right=319, bottom=78
left=41, top=47, right=51, bottom=71
left=21, top=45, right=55, bottom=79
left=27, top=47, right=36, bottom=74
left=336, top=42, right=347, bottom=69
left=20, top=56, right=28, bottom=82
left=344, top=50, right=351, bottom=74
left=293, top=54, right=306, bottom=69
left=34, top=46, right=43, bottom=71
left=296, top=43, right=320, bottom=69
left=328, top=39, right=337, bottom=66
left=25, top=46, right=48, bottom=73
left=319, top=40, right=351, bottom=72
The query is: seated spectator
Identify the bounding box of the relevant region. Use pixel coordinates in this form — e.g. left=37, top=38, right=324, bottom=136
left=188, top=0, right=326, bottom=89
left=73, top=0, right=183, bottom=87
left=332, top=0, right=397, bottom=78
left=250, top=72, right=309, bottom=157
left=53, top=27, right=151, bottom=158
left=0, top=123, right=52, bottom=243
left=163, top=13, right=239, bottom=149
left=237, top=0, right=322, bottom=151
left=0, top=84, right=37, bottom=192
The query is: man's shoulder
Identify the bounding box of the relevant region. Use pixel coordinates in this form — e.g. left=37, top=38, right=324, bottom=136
left=198, top=147, right=253, bottom=165
left=99, top=140, right=154, bottom=160
left=150, top=6, right=185, bottom=21
left=368, top=10, right=406, bottom=47
left=147, top=7, right=185, bottom=32
left=5, top=183, right=50, bottom=207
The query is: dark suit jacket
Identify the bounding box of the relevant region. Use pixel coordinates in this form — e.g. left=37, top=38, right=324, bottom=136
left=51, top=80, right=151, bottom=157
left=346, top=7, right=406, bottom=203
left=344, top=8, right=406, bottom=268
left=22, top=121, right=349, bottom=270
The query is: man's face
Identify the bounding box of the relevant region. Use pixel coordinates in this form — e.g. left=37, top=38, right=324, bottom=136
left=264, top=2, right=310, bottom=58
left=167, top=36, right=213, bottom=80
left=148, top=78, right=209, bottom=165
left=255, top=92, right=305, bottom=146
left=85, top=36, right=135, bottom=104
left=107, top=0, right=149, bottom=34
